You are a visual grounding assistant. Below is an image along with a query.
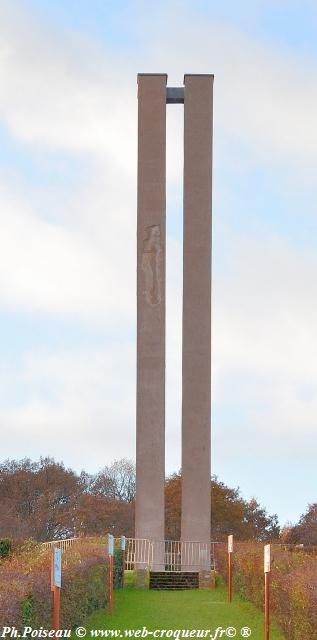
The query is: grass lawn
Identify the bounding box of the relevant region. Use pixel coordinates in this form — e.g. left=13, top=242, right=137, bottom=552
left=79, top=585, right=285, bottom=640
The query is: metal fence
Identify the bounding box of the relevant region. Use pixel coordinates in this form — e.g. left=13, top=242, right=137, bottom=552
left=43, top=537, right=78, bottom=552
left=43, top=536, right=107, bottom=553
left=43, top=536, right=221, bottom=572
left=125, top=538, right=153, bottom=570
left=125, top=538, right=220, bottom=572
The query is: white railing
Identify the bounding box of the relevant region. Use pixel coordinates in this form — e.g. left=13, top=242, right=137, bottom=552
left=42, top=537, right=78, bottom=552
left=125, top=538, right=220, bottom=572
left=42, top=536, right=107, bottom=553
left=125, top=538, right=153, bottom=570
left=165, top=540, right=210, bottom=571
left=43, top=536, right=221, bottom=572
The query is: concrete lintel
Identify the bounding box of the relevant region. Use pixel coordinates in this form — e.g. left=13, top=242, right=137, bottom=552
left=166, top=87, right=184, bottom=104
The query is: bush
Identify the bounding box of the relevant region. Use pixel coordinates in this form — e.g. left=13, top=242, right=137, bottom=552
left=113, top=546, right=124, bottom=589
left=0, top=539, right=12, bottom=559
left=271, top=547, right=317, bottom=639
left=21, top=595, right=34, bottom=626
left=216, top=542, right=317, bottom=639
left=0, top=539, right=108, bottom=629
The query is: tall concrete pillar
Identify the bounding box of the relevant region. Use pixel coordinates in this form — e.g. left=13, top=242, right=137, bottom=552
left=181, top=75, right=213, bottom=550
left=135, top=74, right=167, bottom=569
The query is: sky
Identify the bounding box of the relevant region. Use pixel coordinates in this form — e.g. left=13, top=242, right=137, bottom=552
left=1, top=0, right=317, bottom=528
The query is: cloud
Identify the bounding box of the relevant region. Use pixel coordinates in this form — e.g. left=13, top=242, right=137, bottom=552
left=0, top=341, right=136, bottom=471
left=1, top=2, right=317, bottom=172
left=138, top=7, right=317, bottom=169
left=0, top=184, right=135, bottom=325
left=214, top=231, right=317, bottom=378
left=213, top=229, right=317, bottom=447
left=0, top=0, right=316, bottom=525
left=0, top=2, right=137, bottom=167
left=0, top=229, right=184, bottom=473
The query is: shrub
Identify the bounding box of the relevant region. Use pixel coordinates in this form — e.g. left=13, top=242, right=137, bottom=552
left=0, top=539, right=12, bottom=559
left=113, top=546, right=124, bottom=589
left=21, top=595, right=34, bottom=626
left=216, top=542, right=317, bottom=639
left=271, top=547, right=317, bottom=639
left=0, top=539, right=108, bottom=629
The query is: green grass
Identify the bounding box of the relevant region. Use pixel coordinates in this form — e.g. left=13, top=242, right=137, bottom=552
left=79, top=585, right=285, bottom=640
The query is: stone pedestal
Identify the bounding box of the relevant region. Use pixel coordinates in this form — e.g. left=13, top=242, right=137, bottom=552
left=135, top=569, right=150, bottom=589
left=199, top=570, right=216, bottom=589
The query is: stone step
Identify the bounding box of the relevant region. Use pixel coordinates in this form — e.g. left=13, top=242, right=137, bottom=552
left=149, top=571, right=199, bottom=590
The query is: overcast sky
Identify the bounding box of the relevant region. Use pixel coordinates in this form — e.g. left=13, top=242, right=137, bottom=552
left=1, top=0, right=317, bottom=528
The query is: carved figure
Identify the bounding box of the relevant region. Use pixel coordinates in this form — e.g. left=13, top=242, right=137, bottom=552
left=141, top=225, right=162, bottom=306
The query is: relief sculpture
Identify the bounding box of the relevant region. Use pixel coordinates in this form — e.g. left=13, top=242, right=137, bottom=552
left=141, top=225, right=162, bottom=306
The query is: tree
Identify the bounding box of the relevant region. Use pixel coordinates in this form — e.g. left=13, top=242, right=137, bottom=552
left=165, top=473, right=182, bottom=539
left=90, top=459, right=136, bottom=502
left=211, top=477, right=246, bottom=540
left=242, top=498, right=280, bottom=541
left=0, top=457, right=82, bottom=540
left=165, top=473, right=280, bottom=541
left=1, top=457, right=280, bottom=543
left=75, top=494, right=134, bottom=537
left=284, top=503, right=317, bottom=545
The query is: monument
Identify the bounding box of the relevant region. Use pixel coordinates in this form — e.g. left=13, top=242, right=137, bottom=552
left=135, top=74, right=213, bottom=571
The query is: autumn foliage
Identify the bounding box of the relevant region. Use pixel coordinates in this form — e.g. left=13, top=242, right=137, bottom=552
left=0, top=457, right=135, bottom=541
left=0, top=539, right=108, bottom=629
left=282, top=503, right=317, bottom=545
left=165, top=473, right=280, bottom=541
left=0, top=458, right=280, bottom=543
left=216, top=542, right=317, bottom=639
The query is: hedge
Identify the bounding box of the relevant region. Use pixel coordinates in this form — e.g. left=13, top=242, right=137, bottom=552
left=0, top=539, right=12, bottom=559
left=215, top=541, right=317, bottom=639
left=0, top=539, right=108, bottom=629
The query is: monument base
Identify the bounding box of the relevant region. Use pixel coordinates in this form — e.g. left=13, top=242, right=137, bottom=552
left=199, top=570, right=216, bottom=589
left=135, top=569, right=150, bottom=589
